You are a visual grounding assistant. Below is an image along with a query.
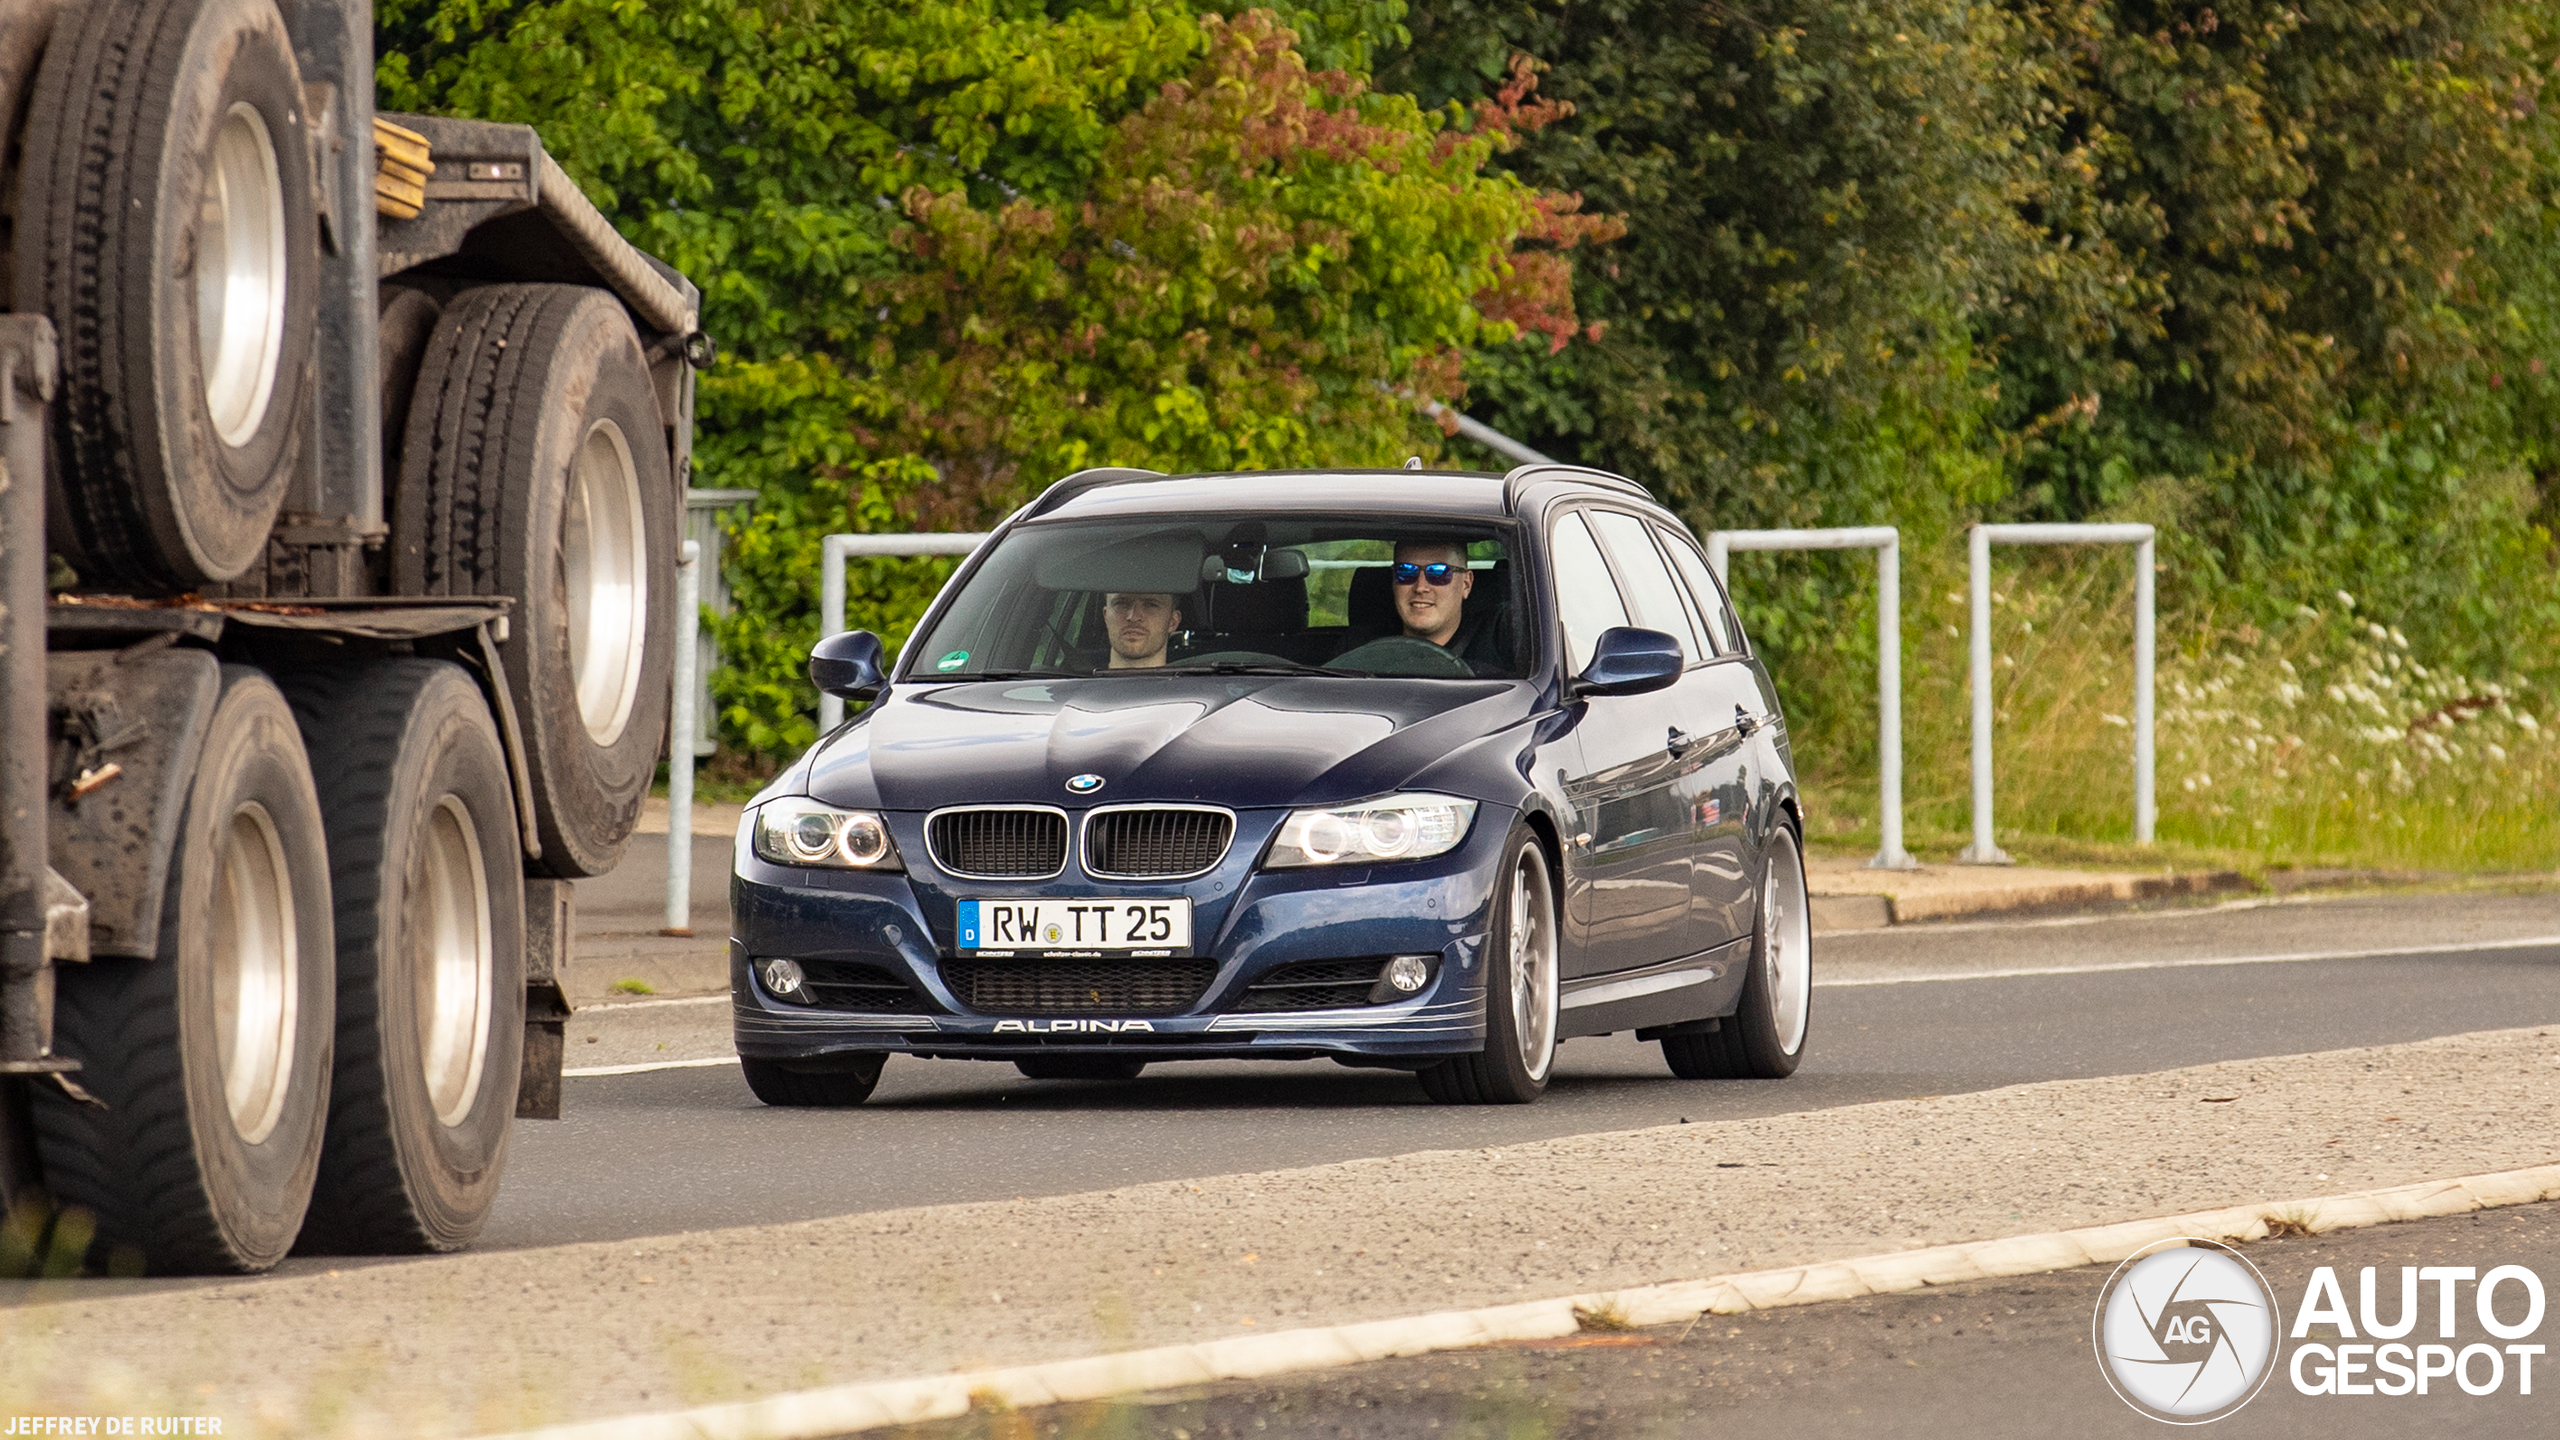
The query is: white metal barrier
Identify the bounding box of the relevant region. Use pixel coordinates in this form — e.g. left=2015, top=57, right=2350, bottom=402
left=1705, top=528, right=1912, bottom=871
left=818, top=532, right=992, bottom=731
left=664, top=539, right=701, bottom=935
left=1962, top=523, right=2155, bottom=864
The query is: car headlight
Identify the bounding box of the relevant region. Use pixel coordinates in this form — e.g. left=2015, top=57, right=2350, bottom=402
left=751, top=797, right=902, bottom=870
left=1266, top=793, right=1479, bottom=868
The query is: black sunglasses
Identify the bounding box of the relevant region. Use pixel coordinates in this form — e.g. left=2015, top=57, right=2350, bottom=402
left=1391, top=562, right=1461, bottom=586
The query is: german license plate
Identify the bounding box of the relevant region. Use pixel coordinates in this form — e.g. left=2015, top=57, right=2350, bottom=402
left=957, top=898, right=1192, bottom=955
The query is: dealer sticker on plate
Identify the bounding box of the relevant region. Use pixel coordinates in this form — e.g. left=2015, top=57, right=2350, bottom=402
left=957, top=898, right=1192, bottom=955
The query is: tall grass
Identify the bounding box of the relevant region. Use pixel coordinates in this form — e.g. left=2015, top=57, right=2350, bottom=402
left=1761, top=549, right=2560, bottom=872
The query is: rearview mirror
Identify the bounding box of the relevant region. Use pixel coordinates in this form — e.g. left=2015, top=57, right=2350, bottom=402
left=1573, top=627, right=1683, bottom=697
left=810, top=630, right=888, bottom=705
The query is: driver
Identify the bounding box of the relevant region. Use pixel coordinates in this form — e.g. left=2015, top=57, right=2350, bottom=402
left=1102, top=591, right=1182, bottom=669
left=1390, top=539, right=1474, bottom=649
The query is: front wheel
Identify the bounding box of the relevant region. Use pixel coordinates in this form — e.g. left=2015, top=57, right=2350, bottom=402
left=742, top=1056, right=884, bottom=1108
left=1420, top=824, right=1559, bottom=1105
left=1663, top=823, right=1811, bottom=1079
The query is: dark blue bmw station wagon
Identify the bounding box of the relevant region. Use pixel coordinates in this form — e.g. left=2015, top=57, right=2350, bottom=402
left=729, top=464, right=1812, bottom=1105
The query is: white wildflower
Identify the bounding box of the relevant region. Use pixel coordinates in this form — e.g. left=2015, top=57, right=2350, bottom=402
left=2335, top=590, right=2356, bottom=609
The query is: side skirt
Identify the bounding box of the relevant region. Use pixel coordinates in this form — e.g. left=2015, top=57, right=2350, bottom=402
left=1556, top=940, right=1749, bottom=1040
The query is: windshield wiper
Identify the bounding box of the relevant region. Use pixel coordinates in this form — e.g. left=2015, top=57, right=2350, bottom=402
left=1155, top=660, right=1366, bottom=678
left=922, top=668, right=1082, bottom=682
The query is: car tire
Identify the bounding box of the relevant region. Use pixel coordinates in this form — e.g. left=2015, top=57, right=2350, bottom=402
left=20, top=0, right=318, bottom=590
left=1013, top=1057, right=1146, bottom=1081
left=280, top=660, right=526, bottom=1254
left=32, top=667, right=334, bottom=1273
left=393, top=282, right=673, bottom=879
left=741, top=1056, right=885, bottom=1108
left=1663, top=823, right=1811, bottom=1080
left=1419, top=823, right=1559, bottom=1105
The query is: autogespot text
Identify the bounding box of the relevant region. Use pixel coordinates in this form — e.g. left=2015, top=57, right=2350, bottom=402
left=2290, top=1263, right=2547, bottom=1397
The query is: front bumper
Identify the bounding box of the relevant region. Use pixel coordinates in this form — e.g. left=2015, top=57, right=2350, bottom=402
left=729, top=804, right=1509, bottom=1064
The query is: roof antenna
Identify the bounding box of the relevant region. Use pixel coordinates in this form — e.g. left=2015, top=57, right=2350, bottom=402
left=1403, top=456, right=1424, bottom=469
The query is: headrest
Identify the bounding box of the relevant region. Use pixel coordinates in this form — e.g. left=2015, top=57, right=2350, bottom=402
left=1204, top=575, right=1307, bottom=633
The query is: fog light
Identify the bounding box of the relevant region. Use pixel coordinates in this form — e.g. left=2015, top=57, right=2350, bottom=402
left=1371, top=954, right=1432, bottom=1003
left=759, top=957, right=808, bottom=1001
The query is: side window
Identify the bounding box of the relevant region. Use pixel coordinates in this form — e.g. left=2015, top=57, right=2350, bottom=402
left=1588, top=510, right=1705, bottom=662
left=1547, top=512, right=1630, bottom=675
left=1658, top=528, right=1738, bottom=655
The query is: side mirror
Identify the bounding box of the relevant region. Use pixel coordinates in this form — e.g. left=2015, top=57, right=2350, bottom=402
left=810, top=630, right=888, bottom=704
left=1573, top=627, right=1683, bottom=697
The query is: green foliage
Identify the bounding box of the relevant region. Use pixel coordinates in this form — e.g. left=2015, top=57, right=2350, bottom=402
left=1385, top=1, right=2560, bottom=834
left=382, top=2, right=1592, bottom=756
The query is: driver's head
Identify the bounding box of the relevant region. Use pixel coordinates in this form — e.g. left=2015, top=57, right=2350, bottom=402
left=1391, top=539, right=1474, bottom=646
left=1103, top=591, right=1182, bottom=668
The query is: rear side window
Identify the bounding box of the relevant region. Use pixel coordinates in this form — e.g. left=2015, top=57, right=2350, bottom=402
left=1588, top=509, right=1705, bottom=662
left=1658, top=528, right=1738, bottom=654
left=1547, top=512, right=1629, bottom=674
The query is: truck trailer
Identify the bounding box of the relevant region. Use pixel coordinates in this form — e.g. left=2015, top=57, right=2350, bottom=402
left=0, top=0, right=704, bottom=1272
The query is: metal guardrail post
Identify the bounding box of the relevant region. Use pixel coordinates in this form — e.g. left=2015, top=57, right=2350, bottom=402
left=664, top=539, right=700, bottom=936
left=817, top=532, right=990, bottom=731
left=1708, top=528, right=1911, bottom=870
left=1962, top=522, right=2158, bottom=864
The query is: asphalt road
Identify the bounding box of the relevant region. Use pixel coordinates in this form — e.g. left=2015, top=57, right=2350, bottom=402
left=478, top=891, right=2560, bottom=1251
left=869, top=1200, right=2560, bottom=1440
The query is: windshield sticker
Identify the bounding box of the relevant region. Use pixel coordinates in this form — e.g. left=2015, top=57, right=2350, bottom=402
left=936, top=650, right=970, bottom=672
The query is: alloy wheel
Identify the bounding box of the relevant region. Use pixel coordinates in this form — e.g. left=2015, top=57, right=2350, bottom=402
left=1510, top=845, right=1559, bottom=1081
left=211, top=802, right=298, bottom=1144
left=197, top=102, right=289, bottom=446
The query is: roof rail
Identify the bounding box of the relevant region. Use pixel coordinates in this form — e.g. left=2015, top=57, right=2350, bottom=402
left=1023, top=466, right=1170, bottom=519
left=1501, top=463, right=1650, bottom=513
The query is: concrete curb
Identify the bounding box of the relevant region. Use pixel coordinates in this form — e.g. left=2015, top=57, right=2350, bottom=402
left=1811, top=868, right=2249, bottom=933
left=478, top=1162, right=2560, bottom=1440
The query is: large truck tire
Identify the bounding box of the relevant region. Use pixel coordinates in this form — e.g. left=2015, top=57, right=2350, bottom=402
left=393, top=283, right=674, bottom=878
left=32, top=667, right=333, bottom=1273
left=18, top=0, right=318, bottom=591
left=281, top=660, right=525, bottom=1254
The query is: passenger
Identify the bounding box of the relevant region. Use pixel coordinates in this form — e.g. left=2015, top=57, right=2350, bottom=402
left=1102, top=590, right=1182, bottom=669
left=1390, top=538, right=1475, bottom=649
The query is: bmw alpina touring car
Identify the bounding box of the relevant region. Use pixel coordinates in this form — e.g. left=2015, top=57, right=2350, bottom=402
left=730, top=464, right=1812, bottom=1105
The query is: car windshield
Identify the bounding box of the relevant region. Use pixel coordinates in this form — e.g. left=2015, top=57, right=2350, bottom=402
left=907, top=515, right=1526, bottom=680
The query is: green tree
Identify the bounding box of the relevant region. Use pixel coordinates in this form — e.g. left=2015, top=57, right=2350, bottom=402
left=381, top=2, right=1605, bottom=758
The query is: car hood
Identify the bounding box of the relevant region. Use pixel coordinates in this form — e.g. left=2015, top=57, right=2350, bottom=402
left=804, top=675, right=1533, bottom=812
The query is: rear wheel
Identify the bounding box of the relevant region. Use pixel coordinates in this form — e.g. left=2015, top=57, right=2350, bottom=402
left=741, top=1055, right=884, bottom=1108
left=1014, top=1057, right=1146, bottom=1081
left=19, top=0, right=318, bottom=589
left=393, top=283, right=673, bottom=878
left=281, top=660, right=525, bottom=1253
left=1420, top=824, right=1558, bottom=1105
left=32, top=668, right=334, bottom=1273
left=1662, top=824, right=1811, bottom=1080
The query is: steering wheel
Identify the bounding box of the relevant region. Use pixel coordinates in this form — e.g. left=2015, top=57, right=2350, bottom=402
left=1331, top=635, right=1476, bottom=677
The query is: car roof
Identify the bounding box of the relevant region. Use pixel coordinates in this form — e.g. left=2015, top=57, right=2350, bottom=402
left=1024, top=465, right=1663, bottom=525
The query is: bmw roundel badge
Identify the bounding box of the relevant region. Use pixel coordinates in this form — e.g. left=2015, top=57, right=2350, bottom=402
left=1065, top=773, right=1106, bottom=795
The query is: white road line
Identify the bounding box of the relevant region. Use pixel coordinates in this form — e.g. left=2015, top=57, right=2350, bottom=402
left=1816, top=932, right=2560, bottom=988
left=563, top=1055, right=739, bottom=1077
left=579, top=993, right=729, bottom=1012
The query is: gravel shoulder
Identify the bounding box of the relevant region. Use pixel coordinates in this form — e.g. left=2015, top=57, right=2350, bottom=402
left=2, top=1023, right=2555, bottom=1436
